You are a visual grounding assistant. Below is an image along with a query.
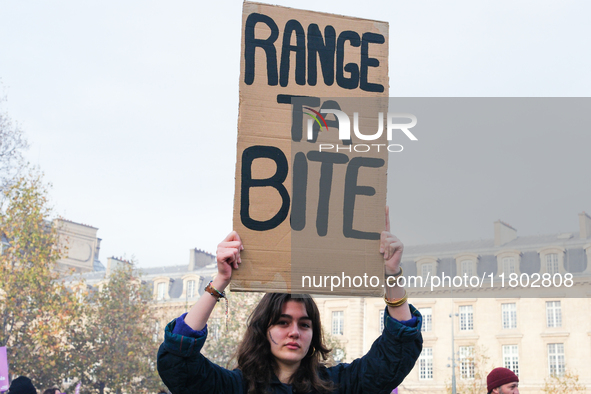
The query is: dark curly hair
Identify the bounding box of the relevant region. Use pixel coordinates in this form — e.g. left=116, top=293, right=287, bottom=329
left=236, top=293, right=334, bottom=394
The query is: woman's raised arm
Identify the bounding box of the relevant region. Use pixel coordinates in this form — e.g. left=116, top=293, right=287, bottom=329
left=380, top=206, right=413, bottom=321
left=183, top=231, right=243, bottom=331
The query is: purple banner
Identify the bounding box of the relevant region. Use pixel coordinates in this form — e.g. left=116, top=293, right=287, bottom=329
left=0, top=347, right=9, bottom=392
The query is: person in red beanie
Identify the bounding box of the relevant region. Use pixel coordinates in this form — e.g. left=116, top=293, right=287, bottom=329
left=487, top=367, right=519, bottom=394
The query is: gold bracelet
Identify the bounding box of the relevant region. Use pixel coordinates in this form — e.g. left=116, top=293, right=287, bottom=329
left=384, top=289, right=408, bottom=308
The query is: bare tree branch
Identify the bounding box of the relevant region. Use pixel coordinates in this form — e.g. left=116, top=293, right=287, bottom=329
left=0, top=89, right=29, bottom=190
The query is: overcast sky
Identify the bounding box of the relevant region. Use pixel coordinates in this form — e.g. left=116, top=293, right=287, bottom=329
left=1, top=0, right=589, bottom=268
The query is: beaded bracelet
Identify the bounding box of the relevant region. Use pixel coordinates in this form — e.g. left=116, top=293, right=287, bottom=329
left=204, top=281, right=229, bottom=329
left=204, top=281, right=226, bottom=301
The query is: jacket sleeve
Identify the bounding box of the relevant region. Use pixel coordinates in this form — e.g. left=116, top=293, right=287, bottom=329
left=157, top=318, right=244, bottom=394
left=325, top=304, right=423, bottom=394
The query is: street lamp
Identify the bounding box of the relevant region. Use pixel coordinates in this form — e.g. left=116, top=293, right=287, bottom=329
left=449, top=301, right=459, bottom=394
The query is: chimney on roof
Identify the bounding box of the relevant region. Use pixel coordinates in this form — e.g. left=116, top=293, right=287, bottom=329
left=494, top=220, right=517, bottom=246
left=189, top=249, right=196, bottom=270
left=189, top=248, right=215, bottom=270
left=106, top=257, right=132, bottom=276
left=579, top=212, right=591, bottom=239
left=94, top=238, right=102, bottom=265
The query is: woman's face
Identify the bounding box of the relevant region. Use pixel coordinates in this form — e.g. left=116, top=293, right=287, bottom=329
left=267, top=300, right=313, bottom=368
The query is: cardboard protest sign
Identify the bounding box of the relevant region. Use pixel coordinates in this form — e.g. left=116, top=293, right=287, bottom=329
left=232, top=2, right=389, bottom=296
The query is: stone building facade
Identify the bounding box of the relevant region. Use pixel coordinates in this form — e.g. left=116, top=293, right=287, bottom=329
left=60, top=213, right=591, bottom=393
left=316, top=213, right=591, bottom=394
left=55, top=219, right=103, bottom=273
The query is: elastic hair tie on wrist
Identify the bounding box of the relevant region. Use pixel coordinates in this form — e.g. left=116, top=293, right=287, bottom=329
left=385, top=267, right=403, bottom=279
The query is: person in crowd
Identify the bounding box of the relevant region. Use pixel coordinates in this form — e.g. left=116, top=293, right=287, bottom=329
left=158, top=210, right=423, bottom=393
left=42, top=388, right=60, bottom=394
left=7, top=376, right=37, bottom=394
left=487, top=367, right=519, bottom=394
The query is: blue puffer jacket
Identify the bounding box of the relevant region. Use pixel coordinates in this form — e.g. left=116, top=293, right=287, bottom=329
left=157, top=306, right=422, bottom=394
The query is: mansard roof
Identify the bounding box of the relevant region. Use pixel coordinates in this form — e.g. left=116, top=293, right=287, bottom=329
left=405, top=232, right=586, bottom=258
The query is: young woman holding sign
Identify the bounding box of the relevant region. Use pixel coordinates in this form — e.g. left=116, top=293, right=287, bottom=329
left=157, top=209, right=422, bottom=393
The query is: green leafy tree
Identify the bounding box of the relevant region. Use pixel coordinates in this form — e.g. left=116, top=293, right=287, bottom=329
left=70, top=262, right=162, bottom=394
left=542, top=370, right=585, bottom=394
left=0, top=173, right=83, bottom=385
left=201, top=290, right=263, bottom=368
left=445, top=346, right=490, bottom=394
left=323, top=332, right=346, bottom=367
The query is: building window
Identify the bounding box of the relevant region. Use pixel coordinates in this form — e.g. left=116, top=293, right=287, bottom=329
left=419, top=307, right=432, bottom=332
left=546, top=301, right=562, bottom=328
left=546, top=254, right=559, bottom=275
left=76, top=287, right=86, bottom=303
left=157, top=282, right=166, bottom=300
left=153, top=321, right=160, bottom=343
left=187, top=279, right=196, bottom=298
left=459, top=305, right=473, bottom=331
left=454, top=253, right=479, bottom=279
left=502, top=303, right=517, bottom=329
left=379, top=309, right=385, bottom=332
left=461, top=260, right=474, bottom=277
left=332, top=311, right=344, bottom=335
left=334, top=348, right=345, bottom=363
left=548, top=343, right=565, bottom=377
left=421, top=263, right=433, bottom=279
left=459, top=346, right=475, bottom=379
left=419, top=348, right=433, bottom=380
left=503, top=257, right=516, bottom=274
left=209, top=318, right=221, bottom=340
left=539, top=247, right=565, bottom=275
left=503, top=345, right=519, bottom=375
